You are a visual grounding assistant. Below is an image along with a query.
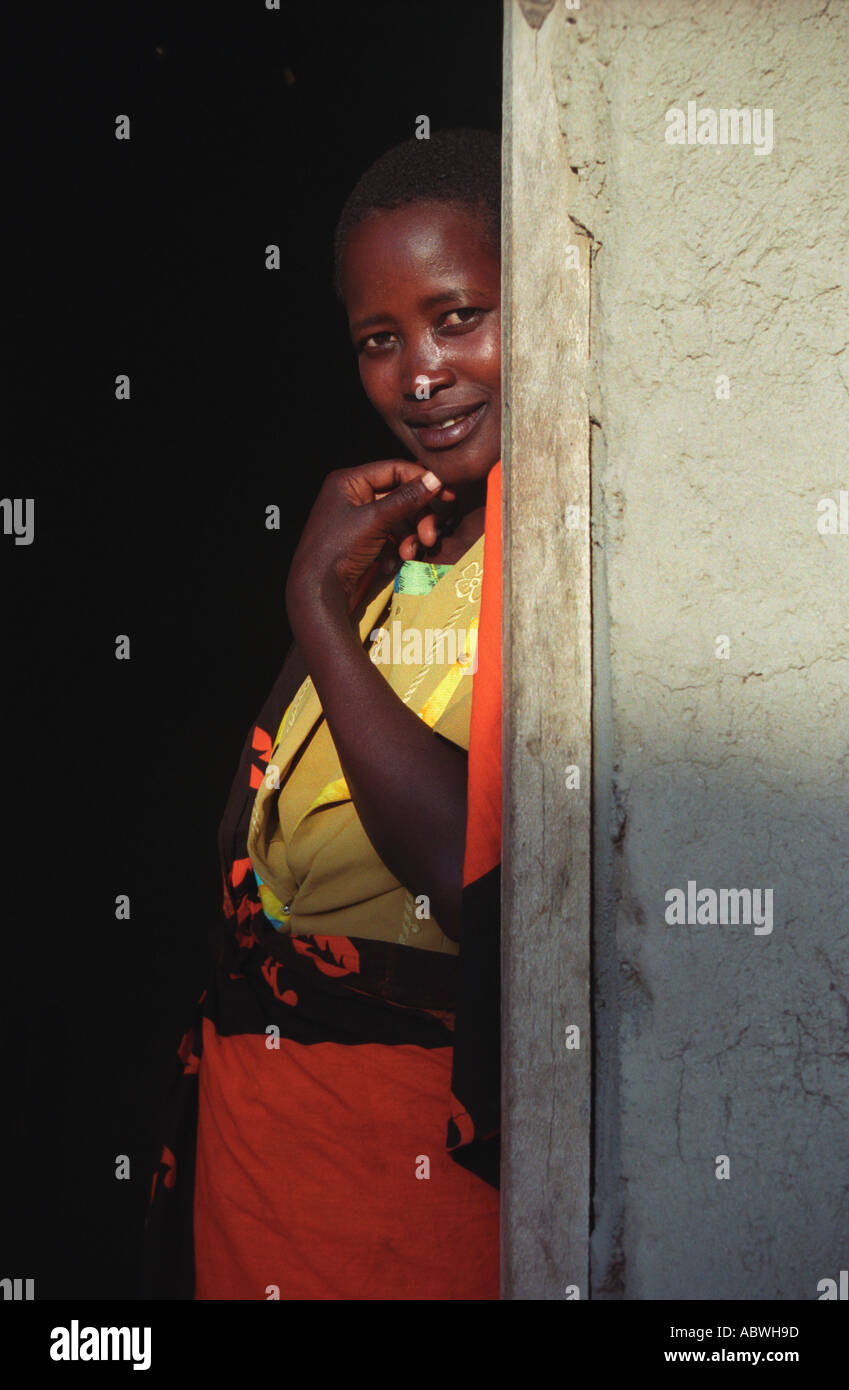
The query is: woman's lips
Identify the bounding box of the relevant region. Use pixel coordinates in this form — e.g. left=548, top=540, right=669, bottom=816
left=408, top=402, right=487, bottom=451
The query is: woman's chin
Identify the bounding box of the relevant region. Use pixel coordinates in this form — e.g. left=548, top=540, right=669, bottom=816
left=432, top=449, right=501, bottom=489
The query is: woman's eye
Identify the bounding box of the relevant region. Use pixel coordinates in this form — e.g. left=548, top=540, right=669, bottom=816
left=441, top=307, right=482, bottom=329
left=358, top=331, right=396, bottom=352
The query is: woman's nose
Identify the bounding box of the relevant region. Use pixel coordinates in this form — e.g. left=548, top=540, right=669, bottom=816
left=399, top=342, right=455, bottom=400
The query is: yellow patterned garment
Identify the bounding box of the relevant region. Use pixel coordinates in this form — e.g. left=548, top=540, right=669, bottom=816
left=246, top=533, right=485, bottom=954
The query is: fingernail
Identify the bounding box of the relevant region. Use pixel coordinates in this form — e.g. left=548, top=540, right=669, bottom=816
left=422, top=471, right=442, bottom=492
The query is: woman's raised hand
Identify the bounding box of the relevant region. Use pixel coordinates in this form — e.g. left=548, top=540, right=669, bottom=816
left=285, top=460, right=454, bottom=626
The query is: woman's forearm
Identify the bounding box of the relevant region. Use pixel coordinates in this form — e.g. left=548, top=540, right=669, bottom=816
left=290, top=597, right=468, bottom=940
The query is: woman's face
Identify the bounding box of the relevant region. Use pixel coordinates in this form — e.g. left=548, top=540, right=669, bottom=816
left=340, top=200, right=501, bottom=489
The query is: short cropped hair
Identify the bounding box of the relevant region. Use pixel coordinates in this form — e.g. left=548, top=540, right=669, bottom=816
left=332, top=127, right=501, bottom=300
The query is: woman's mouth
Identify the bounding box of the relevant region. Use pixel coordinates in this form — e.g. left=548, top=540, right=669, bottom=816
left=405, top=401, right=487, bottom=451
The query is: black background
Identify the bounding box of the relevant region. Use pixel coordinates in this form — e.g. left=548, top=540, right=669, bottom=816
left=3, top=0, right=501, bottom=1300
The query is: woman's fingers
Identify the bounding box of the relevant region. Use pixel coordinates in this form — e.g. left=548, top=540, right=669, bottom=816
left=370, top=476, right=444, bottom=557
left=396, top=497, right=461, bottom=561
left=341, top=459, right=429, bottom=505
left=395, top=517, right=437, bottom=562
left=373, top=485, right=434, bottom=563
left=398, top=533, right=420, bottom=562
left=348, top=462, right=459, bottom=568
left=416, top=513, right=439, bottom=549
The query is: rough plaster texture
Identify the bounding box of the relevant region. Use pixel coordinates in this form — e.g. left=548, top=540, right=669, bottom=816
left=546, top=0, right=849, bottom=1298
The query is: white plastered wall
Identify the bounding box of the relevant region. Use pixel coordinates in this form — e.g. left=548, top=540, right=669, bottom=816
left=506, top=0, right=849, bottom=1299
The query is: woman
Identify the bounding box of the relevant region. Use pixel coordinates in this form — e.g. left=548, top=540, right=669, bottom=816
left=142, top=128, right=503, bottom=1301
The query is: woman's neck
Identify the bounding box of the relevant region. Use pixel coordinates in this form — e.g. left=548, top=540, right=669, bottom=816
left=425, top=502, right=486, bottom=564
left=420, top=475, right=488, bottom=563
